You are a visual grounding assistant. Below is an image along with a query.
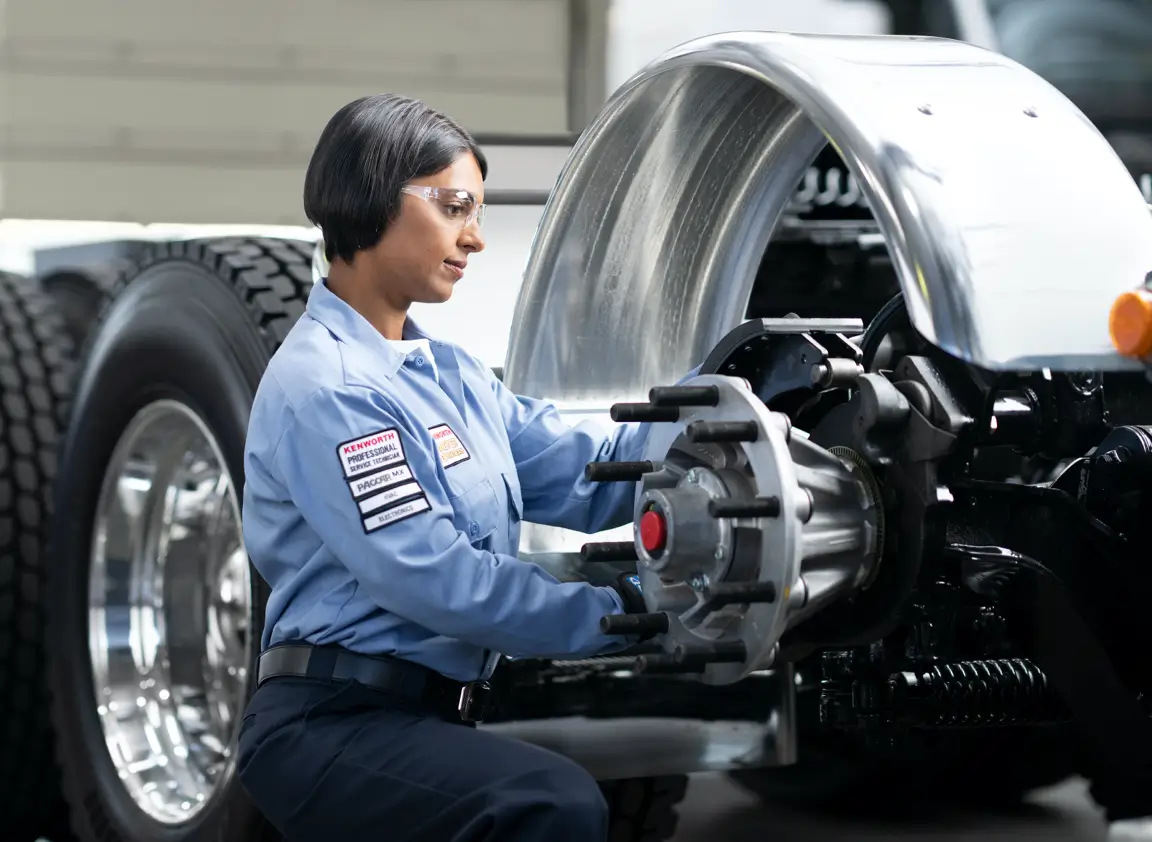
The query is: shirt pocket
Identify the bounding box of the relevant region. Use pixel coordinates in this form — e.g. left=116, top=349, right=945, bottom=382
left=428, top=428, right=502, bottom=545
left=449, top=476, right=502, bottom=546
left=435, top=427, right=486, bottom=500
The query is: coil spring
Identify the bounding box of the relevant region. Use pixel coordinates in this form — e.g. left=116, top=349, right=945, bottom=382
left=890, top=658, right=1071, bottom=728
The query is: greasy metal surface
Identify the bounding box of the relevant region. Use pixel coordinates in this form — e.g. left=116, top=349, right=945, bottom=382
left=89, top=399, right=251, bottom=824
left=504, top=30, right=1152, bottom=406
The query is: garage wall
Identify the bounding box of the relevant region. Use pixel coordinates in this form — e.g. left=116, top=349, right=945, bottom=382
left=0, top=0, right=577, bottom=224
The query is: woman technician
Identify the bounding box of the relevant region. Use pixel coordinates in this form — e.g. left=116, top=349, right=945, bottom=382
left=235, top=93, right=664, bottom=842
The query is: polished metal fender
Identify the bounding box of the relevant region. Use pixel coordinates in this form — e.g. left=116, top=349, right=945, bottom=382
left=504, top=31, right=1152, bottom=403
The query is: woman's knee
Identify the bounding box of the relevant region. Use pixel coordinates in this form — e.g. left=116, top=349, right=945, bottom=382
left=234, top=709, right=315, bottom=831
left=502, top=756, right=609, bottom=835
left=235, top=723, right=284, bottom=824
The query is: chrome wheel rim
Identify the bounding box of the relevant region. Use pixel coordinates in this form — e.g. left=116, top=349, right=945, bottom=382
left=89, top=399, right=251, bottom=825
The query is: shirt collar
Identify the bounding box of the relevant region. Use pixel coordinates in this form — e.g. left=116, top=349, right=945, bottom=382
left=305, top=279, right=438, bottom=378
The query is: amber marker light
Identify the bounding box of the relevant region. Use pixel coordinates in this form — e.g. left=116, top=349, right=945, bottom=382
left=1109, top=289, right=1152, bottom=358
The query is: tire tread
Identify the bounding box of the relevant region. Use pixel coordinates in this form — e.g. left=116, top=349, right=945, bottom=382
left=81, top=237, right=315, bottom=365
left=0, top=270, right=75, bottom=839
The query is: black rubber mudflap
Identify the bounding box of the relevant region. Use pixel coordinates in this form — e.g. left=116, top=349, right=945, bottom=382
left=45, top=237, right=313, bottom=842
left=601, top=775, right=689, bottom=842
left=0, top=272, right=76, bottom=840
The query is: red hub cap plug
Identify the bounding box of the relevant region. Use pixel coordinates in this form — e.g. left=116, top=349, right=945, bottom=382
left=639, top=509, right=668, bottom=553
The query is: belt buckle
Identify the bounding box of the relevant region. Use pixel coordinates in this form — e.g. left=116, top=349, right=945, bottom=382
left=457, top=680, right=491, bottom=723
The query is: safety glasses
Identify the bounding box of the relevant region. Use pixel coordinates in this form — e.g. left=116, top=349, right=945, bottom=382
left=400, top=185, right=486, bottom=229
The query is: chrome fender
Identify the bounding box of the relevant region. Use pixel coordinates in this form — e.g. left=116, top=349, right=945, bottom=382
left=504, top=30, right=1152, bottom=407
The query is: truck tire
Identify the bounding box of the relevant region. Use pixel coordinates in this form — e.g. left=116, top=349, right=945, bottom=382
left=43, top=237, right=310, bottom=842
left=0, top=272, right=75, bottom=840
left=40, top=269, right=117, bottom=350
left=601, top=775, right=688, bottom=842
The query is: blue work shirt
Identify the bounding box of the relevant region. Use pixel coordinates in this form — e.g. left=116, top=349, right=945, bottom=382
left=241, top=279, right=649, bottom=682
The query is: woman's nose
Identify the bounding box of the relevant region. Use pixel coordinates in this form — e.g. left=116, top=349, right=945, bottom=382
left=459, top=222, right=485, bottom=253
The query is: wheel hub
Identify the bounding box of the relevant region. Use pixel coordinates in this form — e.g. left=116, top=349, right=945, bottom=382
left=630, top=375, right=884, bottom=684
left=88, top=399, right=251, bottom=825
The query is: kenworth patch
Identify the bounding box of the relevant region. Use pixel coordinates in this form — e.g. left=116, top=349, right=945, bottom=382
left=338, top=428, right=405, bottom=479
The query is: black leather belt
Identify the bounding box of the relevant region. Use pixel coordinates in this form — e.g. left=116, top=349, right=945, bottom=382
left=256, top=643, right=493, bottom=723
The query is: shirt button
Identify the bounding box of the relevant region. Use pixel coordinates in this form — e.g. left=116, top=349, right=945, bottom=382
left=415, top=356, right=425, bottom=366
left=469, top=521, right=480, bottom=536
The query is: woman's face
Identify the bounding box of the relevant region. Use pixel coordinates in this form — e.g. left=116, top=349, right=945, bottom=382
left=363, top=152, right=486, bottom=307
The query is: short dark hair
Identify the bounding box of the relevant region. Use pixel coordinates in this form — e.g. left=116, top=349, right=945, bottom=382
left=303, top=93, right=488, bottom=263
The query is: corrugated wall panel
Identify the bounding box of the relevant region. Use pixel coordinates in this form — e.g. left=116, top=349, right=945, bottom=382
left=0, top=0, right=575, bottom=223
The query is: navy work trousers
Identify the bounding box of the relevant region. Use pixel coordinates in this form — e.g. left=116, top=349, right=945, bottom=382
left=237, top=676, right=610, bottom=841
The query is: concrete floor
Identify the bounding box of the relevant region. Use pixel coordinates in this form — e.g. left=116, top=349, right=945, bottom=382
left=671, top=774, right=1111, bottom=841
left=29, top=775, right=1121, bottom=841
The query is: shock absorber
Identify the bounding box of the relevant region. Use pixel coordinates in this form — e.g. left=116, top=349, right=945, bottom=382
left=888, top=658, right=1072, bottom=728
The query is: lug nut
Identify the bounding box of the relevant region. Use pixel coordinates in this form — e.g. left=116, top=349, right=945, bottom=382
left=600, top=612, right=669, bottom=636
left=585, top=461, right=655, bottom=482
left=649, top=385, right=720, bottom=407
left=701, top=580, right=778, bottom=611
left=708, top=496, right=781, bottom=518
left=611, top=402, right=680, bottom=423
left=672, top=640, right=748, bottom=668
left=687, top=420, right=758, bottom=443
left=634, top=654, right=705, bottom=674
left=581, top=541, right=639, bottom=562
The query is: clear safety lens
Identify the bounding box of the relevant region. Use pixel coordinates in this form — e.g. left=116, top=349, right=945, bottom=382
left=400, top=185, right=485, bottom=228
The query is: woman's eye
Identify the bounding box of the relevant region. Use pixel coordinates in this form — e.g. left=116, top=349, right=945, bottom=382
left=443, top=203, right=467, bottom=217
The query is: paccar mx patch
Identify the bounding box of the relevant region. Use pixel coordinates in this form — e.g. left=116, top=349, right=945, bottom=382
left=338, top=428, right=405, bottom=479
left=429, top=423, right=470, bottom=469
left=348, top=464, right=413, bottom=499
